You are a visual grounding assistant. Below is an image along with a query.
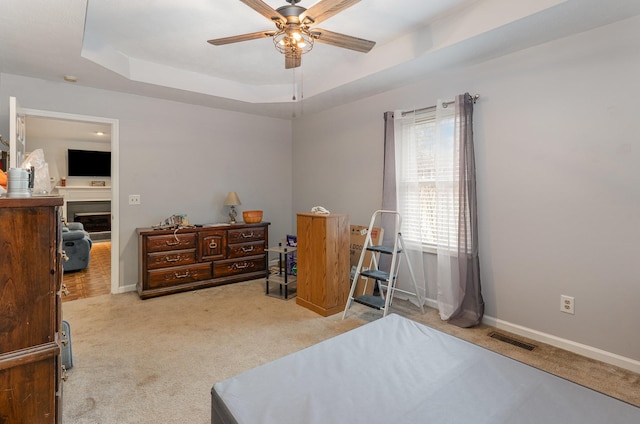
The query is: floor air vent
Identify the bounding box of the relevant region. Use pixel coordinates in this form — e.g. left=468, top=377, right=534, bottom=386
left=488, top=332, right=537, bottom=351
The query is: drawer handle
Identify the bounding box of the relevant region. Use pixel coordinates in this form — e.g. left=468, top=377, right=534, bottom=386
left=165, top=255, right=182, bottom=263
left=241, top=232, right=255, bottom=239
left=174, top=271, right=191, bottom=279
left=231, top=262, right=254, bottom=271
left=165, top=240, right=180, bottom=246
left=241, top=246, right=255, bottom=253
left=61, top=365, right=69, bottom=382
left=209, top=241, right=218, bottom=249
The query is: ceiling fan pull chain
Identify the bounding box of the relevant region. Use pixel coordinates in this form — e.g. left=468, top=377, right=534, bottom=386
left=292, top=67, right=297, bottom=101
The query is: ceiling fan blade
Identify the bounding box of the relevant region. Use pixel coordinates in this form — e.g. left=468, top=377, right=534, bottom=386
left=300, top=0, right=360, bottom=26
left=240, top=0, right=286, bottom=25
left=285, top=52, right=302, bottom=69
left=312, top=28, right=375, bottom=53
left=208, top=30, right=276, bottom=45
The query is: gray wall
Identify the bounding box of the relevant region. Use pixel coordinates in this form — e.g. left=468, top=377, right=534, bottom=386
left=0, top=74, right=294, bottom=291
left=292, top=16, right=640, bottom=362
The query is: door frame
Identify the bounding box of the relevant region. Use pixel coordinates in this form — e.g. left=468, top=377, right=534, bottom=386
left=22, top=107, right=120, bottom=295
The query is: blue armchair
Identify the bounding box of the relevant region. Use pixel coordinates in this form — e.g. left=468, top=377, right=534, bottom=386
left=62, top=222, right=93, bottom=272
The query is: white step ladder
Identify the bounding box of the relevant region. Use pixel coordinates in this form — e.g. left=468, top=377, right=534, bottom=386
left=342, top=210, right=425, bottom=318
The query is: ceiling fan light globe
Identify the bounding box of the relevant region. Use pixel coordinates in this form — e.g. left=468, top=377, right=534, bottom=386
left=273, top=27, right=313, bottom=55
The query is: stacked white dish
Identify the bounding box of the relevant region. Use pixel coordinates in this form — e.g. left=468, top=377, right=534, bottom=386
left=6, top=167, right=33, bottom=198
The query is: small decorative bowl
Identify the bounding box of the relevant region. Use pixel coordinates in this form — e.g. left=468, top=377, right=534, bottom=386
left=243, top=210, right=263, bottom=224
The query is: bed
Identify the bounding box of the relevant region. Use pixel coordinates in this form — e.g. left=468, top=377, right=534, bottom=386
left=211, top=314, right=640, bottom=424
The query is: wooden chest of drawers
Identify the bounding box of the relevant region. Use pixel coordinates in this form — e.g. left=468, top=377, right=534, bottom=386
left=1, top=196, right=65, bottom=423
left=137, top=223, right=269, bottom=299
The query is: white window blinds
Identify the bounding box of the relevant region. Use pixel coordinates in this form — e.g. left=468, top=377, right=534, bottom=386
left=395, top=104, right=459, bottom=249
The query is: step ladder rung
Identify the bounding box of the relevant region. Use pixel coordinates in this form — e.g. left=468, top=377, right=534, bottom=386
left=353, top=295, right=386, bottom=310
left=343, top=210, right=425, bottom=319
left=366, top=245, right=400, bottom=255
left=360, top=269, right=390, bottom=281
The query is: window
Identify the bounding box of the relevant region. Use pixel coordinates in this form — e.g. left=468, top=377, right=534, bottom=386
left=396, top=105, right=462, bottom=249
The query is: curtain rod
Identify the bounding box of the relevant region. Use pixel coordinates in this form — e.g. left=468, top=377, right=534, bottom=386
left=401, top=94, right=480, bottom=117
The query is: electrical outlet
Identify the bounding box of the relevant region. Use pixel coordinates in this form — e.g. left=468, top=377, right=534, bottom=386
left=560, top=295, right=575, bottom=314
left=128, top=194, right=141, bottom=205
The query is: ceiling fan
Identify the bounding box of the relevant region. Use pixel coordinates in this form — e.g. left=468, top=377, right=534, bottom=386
left=207, top=0, right=376, bottom=69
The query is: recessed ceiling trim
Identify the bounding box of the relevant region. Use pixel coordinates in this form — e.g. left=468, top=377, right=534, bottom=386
left=303, top=0, right=568, bottom=99
left=45, top=0, right=638, bottom=117
left=80, top=0, right=569, bottom=106
left=81, top=38, right=294, bottom=104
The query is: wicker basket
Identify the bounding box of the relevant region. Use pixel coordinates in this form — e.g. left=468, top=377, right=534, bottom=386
left=243, top=210, right=263, bottom=223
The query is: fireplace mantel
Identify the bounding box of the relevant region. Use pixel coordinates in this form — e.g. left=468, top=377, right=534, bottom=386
left=55, top=186, right=112, bottom=220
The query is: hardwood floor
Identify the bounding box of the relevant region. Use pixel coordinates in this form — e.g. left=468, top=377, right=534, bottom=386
left=62, top=241, right=111, bottom=302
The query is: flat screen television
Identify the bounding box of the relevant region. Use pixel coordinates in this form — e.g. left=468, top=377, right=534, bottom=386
left=67, top=149, right=111, bottom=177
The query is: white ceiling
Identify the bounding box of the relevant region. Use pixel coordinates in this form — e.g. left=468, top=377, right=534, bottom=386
left=2, top=0, right=640, bottom=121
left=25, top=116, right=111, bottom=143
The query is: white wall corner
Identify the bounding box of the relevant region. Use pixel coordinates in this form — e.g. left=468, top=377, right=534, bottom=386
left=114, top=283, right=137, bottom=294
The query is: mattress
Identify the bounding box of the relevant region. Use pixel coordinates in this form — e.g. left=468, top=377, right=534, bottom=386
left=211, top=314, right=640, bottom=424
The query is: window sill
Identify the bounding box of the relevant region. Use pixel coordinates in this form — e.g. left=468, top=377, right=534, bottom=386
left=418, top=243, right=459, bottom=257
left=406, top=241, right=461, bottom=256
left=422, top=244, right=437, bottom=255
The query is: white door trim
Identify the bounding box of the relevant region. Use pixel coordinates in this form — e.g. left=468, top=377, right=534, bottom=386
left=21, top=107, right=120, bottom=295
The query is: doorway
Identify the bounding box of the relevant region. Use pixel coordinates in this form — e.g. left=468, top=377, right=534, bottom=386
left=21, top=107, right=119, bottom=296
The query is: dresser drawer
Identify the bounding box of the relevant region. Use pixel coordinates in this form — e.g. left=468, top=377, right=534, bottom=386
left=147, top=263, right=212, bottom=289
left=200, top=230, right=227, bottom=261
left=227, top=241, right=265, bottom=259
left=147, top=249, right=197, bottom=269
left=0, top=352, right=58, bottom=422
left=146, top=232, right=196, bottom=252
left=228, top=227, right=266, bottom=244
left=214, top=256, right=266, bottom=278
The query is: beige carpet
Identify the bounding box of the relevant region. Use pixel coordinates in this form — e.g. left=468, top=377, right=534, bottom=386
left=62, top=280, right=639, bottom=423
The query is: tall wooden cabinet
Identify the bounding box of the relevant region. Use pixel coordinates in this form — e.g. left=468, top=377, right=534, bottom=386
left=0, top=196, right=65, bottom=423
left=296, top=213, right=350, bottom=316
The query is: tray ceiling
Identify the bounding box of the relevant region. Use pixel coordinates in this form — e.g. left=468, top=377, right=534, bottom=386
left=1, top=0, right=640, bottom=119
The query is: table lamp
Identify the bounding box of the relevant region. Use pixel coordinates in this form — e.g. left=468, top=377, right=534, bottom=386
left=224, top=192, right=241, bottom=224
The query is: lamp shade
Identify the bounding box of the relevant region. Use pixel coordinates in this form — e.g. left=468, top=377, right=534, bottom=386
left=224, top=192, right=241, bottom=206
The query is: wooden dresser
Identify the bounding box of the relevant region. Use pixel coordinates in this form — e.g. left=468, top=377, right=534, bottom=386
left=0, top=196, right=65, bottom=423
left=296, top=213, right=350, bottom=316
left=137, top=223, right=269, bottom=299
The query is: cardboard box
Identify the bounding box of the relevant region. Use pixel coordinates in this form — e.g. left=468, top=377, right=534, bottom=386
left=350, top=225, right=384, bottom=296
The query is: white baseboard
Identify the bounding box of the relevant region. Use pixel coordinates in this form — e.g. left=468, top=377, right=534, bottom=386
left=113, top=283, right=137, bottom=294
left=482, top=315, right=640, bottom=374
left=419, top=296, right=640, bottom=373
left=424, top=297, right=439, bottom=309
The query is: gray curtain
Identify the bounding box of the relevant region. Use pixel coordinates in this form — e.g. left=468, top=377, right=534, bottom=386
left=448, top=93, right=484, bottom=327
left=380, top=112, right=397, bottom=269
left=382, top=94, right=484, bottom=327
